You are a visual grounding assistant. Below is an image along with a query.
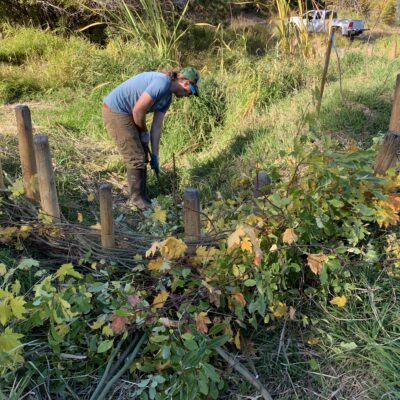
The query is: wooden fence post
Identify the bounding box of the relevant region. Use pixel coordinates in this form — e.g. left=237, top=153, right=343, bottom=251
left=33, top=135, right=61, bottom=221
left=253, top=172, right=271, bottom=198
left=184, top=188, right=201, bottom=242
left=15, top=105, right=39, bottom=201
left=99, top=183, right=115, bottom=249
left=374, top=74, right=400, bottom=175
left=0, top=158, right=5, bottom=189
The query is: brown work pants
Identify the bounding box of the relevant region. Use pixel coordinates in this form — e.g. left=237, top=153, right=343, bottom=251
left=102, top=104, right=148, bottom=169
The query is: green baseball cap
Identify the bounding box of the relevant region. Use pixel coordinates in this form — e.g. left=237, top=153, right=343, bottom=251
left=180, top=66, right=200, bottom=96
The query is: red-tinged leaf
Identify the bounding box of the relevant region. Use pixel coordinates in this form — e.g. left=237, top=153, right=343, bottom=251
left=128, top=294, right=140, bottom=307
left=231, top=292, right=246, bottom=306
left=111, top=314, right=128, bottom=335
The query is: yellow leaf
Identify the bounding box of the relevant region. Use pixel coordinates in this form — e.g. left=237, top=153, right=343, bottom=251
left=152, top=291, right=169, bottom=309
left=227, top=225, right=245, bottom=248
left=0, top=263, right=7, bottom=277
left=269, top=301, right=288, bottom=318
left=0, top=302, right=11, bottom=325
left=234, top=331, right=241, bottom=350
left=307, top=336, right=320, bottom=346
left=330, top=295, right=347, bottom=308
left=148, top=258, right=164, bottom=271
left=90, top=223, right=101, bottom=230
left=159, top=237, right=187, bottom=260
left=10, top=296, right=26, bottom=319
left=146, top=241, right=160, bottom=258
left=246, top=214, right=264, bottom=228
left=269, top=244, right=278, bottom=253
left=77, top=212, right=84, bottom=223
left=307, top=253, right=328, bottom=275
left=375, top=200, right=399, bottom=228
left=102, top=324, right=114, bottom=337
left=91, top=319, right=105, bottom=330
left=282, top=228, right=298, bottom=245
left=195, top=312, right=212, bottom=333
left=231, top=292, right=246, bottom=306
left=152, top=206, right=167, bottom=224
left=87, top=193, right=95, bottom=202
left=241, top=237, right=253, bottom=253
left=19, top=225, right=32, bottom=239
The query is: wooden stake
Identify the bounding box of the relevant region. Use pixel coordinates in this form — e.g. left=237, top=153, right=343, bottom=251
left=367, top=45, right=373, bottom=57
left=99, top=183, right=115, bottom=249
left=317, top=32, right=334, bottom=112
left=389, top=41, right=398, bottom=59
left=33, top=135, right=61, bottom=221
left=374, top=74, right=400, bottom=175
left=0, top=158, right=5, bottom=189
left=15, top=105, right=39, bottom=201
left=253, top=172, right=271, bottom=198
left=184, top=188, right=201, bottom=241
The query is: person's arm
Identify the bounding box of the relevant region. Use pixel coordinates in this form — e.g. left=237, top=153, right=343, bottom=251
left=150, top=111, right=165, bottom=156
left=132, top=92, right=154, bottom=132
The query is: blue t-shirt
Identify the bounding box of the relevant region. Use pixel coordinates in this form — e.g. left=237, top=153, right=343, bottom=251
left=103, top=72, right=172, bottom=114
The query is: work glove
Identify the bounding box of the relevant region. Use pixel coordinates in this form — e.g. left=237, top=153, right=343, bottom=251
left=140, top=130, right=150, bottom=145
left=150, top=154, right=160, bottom=174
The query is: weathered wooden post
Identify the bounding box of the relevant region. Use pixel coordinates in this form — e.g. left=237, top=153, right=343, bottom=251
left=253, top=172, right=271, bottom=198
left=184, top=188, right=201, bottom=242
left=0, top=158, right=5, bottom=189
left=33, top=135, right=61, bottom=221
left=389, top=41, right=398, bottom=59
left=374, top=74, right=400, bottom=175
left=15, top=105, right=39, bottom=201
left=99, top=183, right=115, bottom=249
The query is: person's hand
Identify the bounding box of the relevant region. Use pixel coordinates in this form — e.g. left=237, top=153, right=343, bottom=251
left=150, top=154, right=160, bottom=174
left=140, top=131, right=150, bottom=144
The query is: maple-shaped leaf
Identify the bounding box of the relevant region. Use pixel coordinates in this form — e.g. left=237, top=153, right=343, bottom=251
left=152, top=291, right=169, bottom=309
left=148, top=257, right=164, bottom=271
left=241, top=237, right=253, bottom=253
left=388, top=194, right=400, bottom=212
left=111, top=314, right=128, bottom=335
left=375, top=200, right=399, bottom=227
left=330, top=295, right=347, bottom=308
left=102, top=324, right=114, bottom=337
left=227, top=225, right=245, bottom=248
left=55, top=263, right=83, bottom=281
left=282, top=228, right=298, bottom=245
left=152, top=206, right=167, bottom=224
left=231, top=292, right=246, bottom=306
left=195, top=311, right=212, bottom=333
left=307, top=253, right=328, bottom=275
left=10, top=296, right=26, bottom=319
left=128, top=294, right=140, bottom=307
left=160, top=237, right=187, bottom=260
left=0, top=327, right=24, bottom=364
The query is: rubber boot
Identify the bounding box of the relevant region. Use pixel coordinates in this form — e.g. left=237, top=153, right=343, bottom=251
left=127, top=169, right=151, bottom=210
left=141, top=168, right=152, bottom=204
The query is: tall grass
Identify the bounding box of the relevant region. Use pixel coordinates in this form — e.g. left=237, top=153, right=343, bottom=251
left=115, top=0, right=190, bottom=61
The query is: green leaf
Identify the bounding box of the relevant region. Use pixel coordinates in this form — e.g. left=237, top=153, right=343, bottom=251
left=0, top=302, right=11, bottom=326
left=55, top=263, right=83, bottom=281
left=10, top=297, right=27, bottom=319
left=183, top=339, right=198, bottom=351
left=244, top=279, right=256, bottom=287
left=97, top=339, right=114, bottom=353
left=17, top=258, right=39, bottom=270
left=150, top=335, right=168, bottom=343
left=340, top=341, right=357, bottom=351
left=181, top=332, right=194, bottom=341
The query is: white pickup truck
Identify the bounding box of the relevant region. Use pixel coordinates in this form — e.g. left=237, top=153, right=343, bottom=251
left=289, top=9, right=366, bottom=37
